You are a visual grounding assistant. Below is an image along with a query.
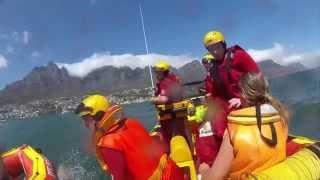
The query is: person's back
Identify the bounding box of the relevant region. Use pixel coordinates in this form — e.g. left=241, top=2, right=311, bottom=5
left=75, top=95, right=184, bottom=180
left=200, top=73, right=289, bottom=180
left=227, top=104, right=287, bottom=178
left=96, top=118, right=166, bottom=179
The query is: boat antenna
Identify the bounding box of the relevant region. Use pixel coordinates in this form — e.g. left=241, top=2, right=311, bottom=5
left=139, top=4, right=155, bottom=90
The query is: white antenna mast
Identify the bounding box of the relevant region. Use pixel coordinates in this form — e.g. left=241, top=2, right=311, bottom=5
left=139, top=4, right=155, bottom=89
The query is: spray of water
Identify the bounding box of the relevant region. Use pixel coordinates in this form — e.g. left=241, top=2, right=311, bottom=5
left=57, top=148, right=101, bottom=180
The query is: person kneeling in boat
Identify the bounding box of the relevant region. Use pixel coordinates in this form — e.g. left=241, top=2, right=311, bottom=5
left=200, top=73, right=288, bottom=180
left=74, top=94, right=184, bottom=180
left=1, top=144, right=56, bottom=180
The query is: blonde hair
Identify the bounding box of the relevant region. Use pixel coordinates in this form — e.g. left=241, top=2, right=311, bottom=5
left=239, top=73, right=289, bottom=124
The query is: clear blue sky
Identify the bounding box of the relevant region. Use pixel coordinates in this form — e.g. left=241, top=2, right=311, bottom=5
left=0, top=0, right=319, bottom=88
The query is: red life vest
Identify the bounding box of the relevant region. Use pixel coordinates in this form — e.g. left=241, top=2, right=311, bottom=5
left=212, top=45, right=260, bottom=100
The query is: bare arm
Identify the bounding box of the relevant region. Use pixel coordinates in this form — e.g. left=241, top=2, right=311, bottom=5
left=201, top=130, right=234, bottom=180
left=153, top=95, right=169, bottom=104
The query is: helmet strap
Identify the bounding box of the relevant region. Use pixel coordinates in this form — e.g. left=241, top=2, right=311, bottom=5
left=93, top=111, right=105, bottom=122
left=163, top=70, right=169, bottom=76
left=96, top=105, right=123, bottom=130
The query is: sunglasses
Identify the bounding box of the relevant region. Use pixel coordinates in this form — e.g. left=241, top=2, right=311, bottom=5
left=202, top=59, right=211, bottom=64
left=205, top=42, right=224, bottom=53
left=74, top=103, right=93, bottom=116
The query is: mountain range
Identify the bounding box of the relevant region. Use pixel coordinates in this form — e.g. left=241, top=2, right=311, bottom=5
left=0, top=59, right=318, bottom=105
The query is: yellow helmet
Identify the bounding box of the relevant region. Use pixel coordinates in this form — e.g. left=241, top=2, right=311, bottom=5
left=202, top=53, right=215, bottom=63
left=203, top=31, right=225, bottom=46
left=75, top=94, right=111, bottom=116
left=153, top=60, right=170, bottom=72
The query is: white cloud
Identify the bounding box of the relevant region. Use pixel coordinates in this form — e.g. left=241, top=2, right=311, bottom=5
left=57, top=43, right=320, bottom=78
left=247, top=43, right=320, bottom=67
left=57, top=53, right=194, bottom=78
left=23, top=31, right=30, bottom=45
left=0, top=54, right=8, bottom=69
left=247, top=43, right=284, bottom=63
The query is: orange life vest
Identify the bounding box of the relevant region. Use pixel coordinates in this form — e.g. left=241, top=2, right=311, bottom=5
left=227, top=104, right=287, bottom=179
left=95, top=117, right=169, bottom=180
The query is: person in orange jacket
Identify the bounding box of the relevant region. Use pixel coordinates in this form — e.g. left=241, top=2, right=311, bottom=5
left=74, top=94, right=184, bottom=180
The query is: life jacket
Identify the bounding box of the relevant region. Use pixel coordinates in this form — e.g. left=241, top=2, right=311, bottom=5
left=95, top=116, right=169, bottom=180
left=156, top=100, right=189, bottom=121
left=227, top=104, right=287, bottom=179
left=1, top=145, right=56, bottom=180
left=212, top=45, right=260, bottom=100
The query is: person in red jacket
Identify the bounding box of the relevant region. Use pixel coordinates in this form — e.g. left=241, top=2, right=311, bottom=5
left=203, top=31, right=260, bottom=107
left=153, top=60, right=183, bottom=104
left=74, top=94, right=184, bottom=180
left=199, top=53, right=216, bottom=98
left=195, top=52, right=225, bottom=167
left=152, top=60, right=190, bottom=151
left=197, top=31, right=260, bottom=167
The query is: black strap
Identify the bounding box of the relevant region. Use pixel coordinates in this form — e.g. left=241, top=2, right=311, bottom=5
left=307, top=142, right=320, bottom=158
left=182, top=80, right=204, bottom=86
left=256, top=105, right=278, bottom=147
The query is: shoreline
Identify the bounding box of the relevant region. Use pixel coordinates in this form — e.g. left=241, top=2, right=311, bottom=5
left=0, top=88, right=153, bottom=121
